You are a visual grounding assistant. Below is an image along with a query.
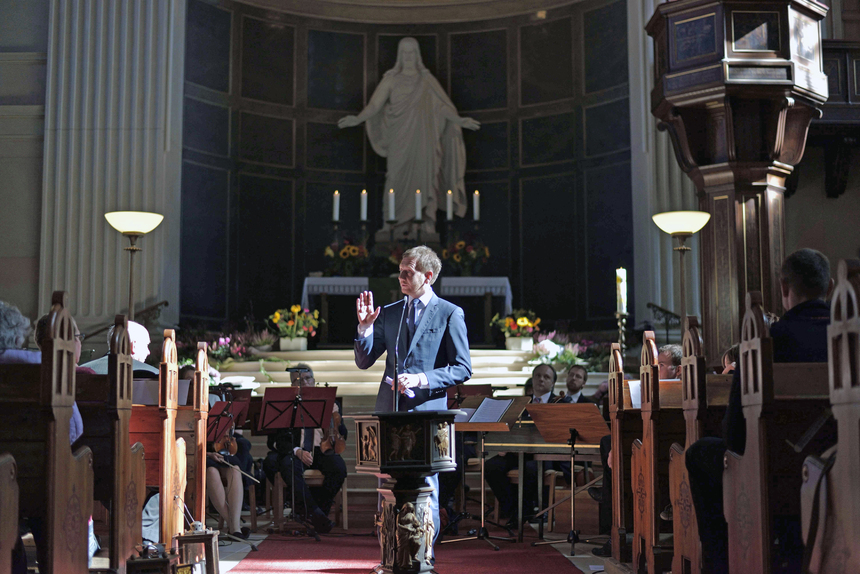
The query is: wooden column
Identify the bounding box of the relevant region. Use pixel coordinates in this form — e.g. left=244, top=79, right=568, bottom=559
left=647, top=0, right=829, bottom=363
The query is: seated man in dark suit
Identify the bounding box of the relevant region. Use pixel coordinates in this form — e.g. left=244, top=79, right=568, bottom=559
left=686, top=248, right=832, bottom=572
left=262, top=364, right=348, bottom=534
left=560, top=365, right=594, bottom=404
left=485, top=363, right=559, bottom=528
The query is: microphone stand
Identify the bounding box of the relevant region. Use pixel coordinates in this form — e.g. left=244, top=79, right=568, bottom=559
left=393, top=296, right=408, bottom=412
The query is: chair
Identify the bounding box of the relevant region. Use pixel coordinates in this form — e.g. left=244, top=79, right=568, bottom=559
left=491, top=468, right=561, bottom=530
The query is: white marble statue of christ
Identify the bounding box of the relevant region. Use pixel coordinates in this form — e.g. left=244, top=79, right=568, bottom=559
left=338, top=37, right=480, bottom=236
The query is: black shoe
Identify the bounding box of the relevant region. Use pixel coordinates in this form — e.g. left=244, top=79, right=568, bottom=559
left=503, top=516, right=518, bottom=531
left=232, top=530, right=250, bottom=540
left=588, top=487, right=603, bottom=504
left=311, top=509, right=334, bottom=534
left=527, top=513, right=547, bottom=525
left=592, top=540, right=612, bottom=557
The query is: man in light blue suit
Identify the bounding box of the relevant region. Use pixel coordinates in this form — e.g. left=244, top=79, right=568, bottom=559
left=354, top=245, right=472, bottom=548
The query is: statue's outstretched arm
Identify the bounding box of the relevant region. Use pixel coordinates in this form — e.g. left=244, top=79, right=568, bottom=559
left=338, top=77, right=392, bottom=128
left=439, top=104, right=480, bottom=131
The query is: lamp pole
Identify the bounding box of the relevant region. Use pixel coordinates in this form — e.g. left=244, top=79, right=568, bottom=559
left=674, top=233, right=691, bottom=323
left=125, top=234, right=142, bottom=321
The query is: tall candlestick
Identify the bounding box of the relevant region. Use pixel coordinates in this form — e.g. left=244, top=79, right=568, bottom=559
left=415, top=189, right=422, bottom=220
left=446, top=190, right=453, bottom=221
left=333, top=190, right=340, bottom=222
left=473, top=190, right=480, bottom=221
left=388, top=189, right=395, bottom=221
left=360, top=189, right=367, bottom=221
left=616, top=267, right=628, bottom=314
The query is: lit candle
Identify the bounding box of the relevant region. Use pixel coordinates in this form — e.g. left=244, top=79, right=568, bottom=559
left=446, top=190, right=453, bottom=221
left=388, top=189, right=395, bottom=221
left=473, top=190, right=480, bottom=221
left=616, top=267, right=628, bottom=314
left=360, top=189, right=367, bottom=221
left=415, top=189, right=422, bottom=221
left=333, top=190, right=340, bottom=222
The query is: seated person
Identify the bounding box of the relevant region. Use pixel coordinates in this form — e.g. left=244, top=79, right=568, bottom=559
left=686, top=248, right=832, bottom=572
left=720, top=344, right=739, bottom=374
left=205, top=427, right=250, bottom=539
left=262, top=363, right=347, bottom=534
left=485, top=364, right=558, bottom=528
left=560, top=365, right=594, bottom=404
left=80, top=320, right=159, bottom=378
left=590, top=344, right=681, bottom=555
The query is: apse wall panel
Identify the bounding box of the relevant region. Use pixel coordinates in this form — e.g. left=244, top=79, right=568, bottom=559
left=307, top=30, right=364, bottom=111
left=180, top=162, right=229, bottom=320
left=521, top=112, right=576, bottom=166
left=238, top=112, right=294, bottom=166
left=183, top=97, right=229, bottom=157
left=241, top=16, right=294, bottom=106
left=306, top=121, right=364, bottom=172
left=520, top=172, right=578, bottom=321
left=464, top=120, right=509, bottom=171
left=378, top=35, right=438, bottom=81
left=583, top=161, right=633, bottom=321
left=583, top=0, right=628, bottom=94
left=185, top=0, right=231, bottom=93
left=235, top=174, right=294, bottom=319
left=583, top=97, right=630, bottom=157
left=520, top=17, right=574, bottom=106
left=449, top=29, right=507, bottom=111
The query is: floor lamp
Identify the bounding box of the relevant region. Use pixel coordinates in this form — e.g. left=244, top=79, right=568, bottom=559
left=651, top=211, right=710, bottom=322
left=105, top=211, right=164, bottom=321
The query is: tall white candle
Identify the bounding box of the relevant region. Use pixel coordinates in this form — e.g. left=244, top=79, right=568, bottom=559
left=446, top=190, right=453, bottom=221
left=616, top=267, right=627, bottom=314
left=473, top=190, right=480, bottom=221
left=333, top=190, right=340, bottom=222
left=415, top=189, right=422, bottom=220
left=388, top=189, right=395, bottom=221
left=360, top=189, right=367, bottom=221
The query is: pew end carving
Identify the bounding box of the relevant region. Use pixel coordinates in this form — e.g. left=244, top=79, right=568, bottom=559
left=608, top=343, right=642, bottom=563
left=801, top=259, right=860, bottom=573
left=0, top=291, right=94, bottom=573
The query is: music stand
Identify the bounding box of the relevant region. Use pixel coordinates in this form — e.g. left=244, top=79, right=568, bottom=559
left=258, top=386, right=335, bottom=540
left=526, top=403, right=608, bottom=555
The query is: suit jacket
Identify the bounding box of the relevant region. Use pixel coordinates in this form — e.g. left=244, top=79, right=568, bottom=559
left=723, top=298, right=830, bottom=454
left=355, top=292, right=472, bottom=412
left=560, top=392, right=595, bottom=404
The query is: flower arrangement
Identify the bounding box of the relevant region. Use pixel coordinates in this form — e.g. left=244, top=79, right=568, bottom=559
left=269, top=305, right=320, bottom=339
left=530, top=331, right=587, bottom=373
left=490, top=309, right=540, bottom=338
left=324, top=238, right=370, bottom=277
left=442, top=235, right=489, bottom=276
left=207, top=334, right=254, bottom=369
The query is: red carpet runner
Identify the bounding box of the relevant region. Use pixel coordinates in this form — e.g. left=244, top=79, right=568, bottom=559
left=230, top=533, right=583, bottom=574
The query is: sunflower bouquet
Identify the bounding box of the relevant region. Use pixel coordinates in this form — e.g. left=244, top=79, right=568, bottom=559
left=490, top=309, right=541, bottom=338
left=269, top=305, right=320, bottom=339
left=323, top=238, right=370, bottom=277
left=442, top=234, right=489, bottom=276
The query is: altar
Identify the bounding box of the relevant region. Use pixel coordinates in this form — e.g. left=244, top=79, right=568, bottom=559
left=301, top=276, right=513, bottom=346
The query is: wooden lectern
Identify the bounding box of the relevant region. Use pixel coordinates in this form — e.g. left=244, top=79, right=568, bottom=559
left=354, top=411, right=459, bottom=574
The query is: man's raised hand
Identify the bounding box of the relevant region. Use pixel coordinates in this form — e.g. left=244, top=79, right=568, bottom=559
left=356, top=291, right=381, bottom=329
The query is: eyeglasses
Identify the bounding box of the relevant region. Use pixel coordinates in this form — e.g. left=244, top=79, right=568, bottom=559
left=74, top=332, right=86, bottom=342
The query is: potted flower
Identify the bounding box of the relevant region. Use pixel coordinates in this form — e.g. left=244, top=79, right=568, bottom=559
left=442, top=235, right=489, bottom=276
left=529, top=331, right=587, bottom=374
left=490, top=309, right=540, bottom=351
left=269, top=305, right=320, bottom=351
left=323, top=238, right=370, bottom=277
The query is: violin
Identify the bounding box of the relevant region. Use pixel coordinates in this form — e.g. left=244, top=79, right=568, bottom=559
left=320, top=408, right=346, bottom=455
left=213, top=422, right=238, bottom=456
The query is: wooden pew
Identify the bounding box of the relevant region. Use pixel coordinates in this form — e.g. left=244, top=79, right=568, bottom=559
left=608, top=343, right=642, bottom=563
left=75, top=315, right=146, bottom=573
left=801, top=259, right=860, bottom=573
left=630, top=332, right=685, bottom=574
left=175, top=343, right=209, bottom=524
left=668, top=317, right=731, bottom=574
left=723, top=292, right=833, bottom=573
left=129, top=329, right=186, bottom=545
left=0, top=291, right=93, bottom=573
left=0, top=453, right=18, bottom=574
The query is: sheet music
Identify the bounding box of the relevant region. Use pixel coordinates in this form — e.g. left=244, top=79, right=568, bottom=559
left=469, top=398, right=513, bottom=423
left=628, top=380, right=641, bottom=409
left=454, top=408, right=476, bottom=423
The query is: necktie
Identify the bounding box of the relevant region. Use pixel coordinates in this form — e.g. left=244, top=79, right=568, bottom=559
left=533, top=397, right=541, bottom=404
left=406, top=299, right=417, bottom=348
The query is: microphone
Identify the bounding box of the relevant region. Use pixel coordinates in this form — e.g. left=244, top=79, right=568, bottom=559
left=393, top=296, right=409, bottom=410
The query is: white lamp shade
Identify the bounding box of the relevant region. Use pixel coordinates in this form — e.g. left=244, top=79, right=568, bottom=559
left=652, top=211, right=711, bottom=236
left=105, top=211, right=164, bottom=235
